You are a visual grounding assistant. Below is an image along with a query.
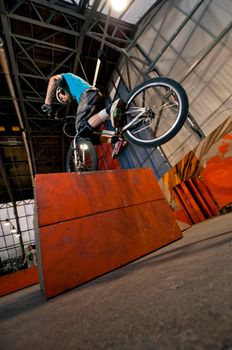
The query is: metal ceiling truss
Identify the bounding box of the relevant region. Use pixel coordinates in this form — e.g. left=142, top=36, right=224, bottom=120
left=0, top=0, right=135, bottom=206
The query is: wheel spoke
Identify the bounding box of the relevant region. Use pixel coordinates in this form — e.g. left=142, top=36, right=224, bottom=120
left=124, top=77, right=188, bottom=147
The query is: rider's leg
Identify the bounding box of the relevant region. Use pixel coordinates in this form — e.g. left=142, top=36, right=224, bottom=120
left=87, top=99, right=127, bottom=159
left=76, top=89, right=103, bottom=137
left=77, top=110, right=108, bottom=138
left=88, top=98, right=126, bottom=129
left=77, top=92, right=126, bottom=138
left=88, top=109, right=109, bottom=128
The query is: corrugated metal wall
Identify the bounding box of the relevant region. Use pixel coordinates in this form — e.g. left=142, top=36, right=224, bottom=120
left=108, top=0, right=232, bottom=171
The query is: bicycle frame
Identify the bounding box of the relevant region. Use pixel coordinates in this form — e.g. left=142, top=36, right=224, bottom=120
left=88, top=107, right=148, bottom=143
left=64, top=105, right=149, bottom=145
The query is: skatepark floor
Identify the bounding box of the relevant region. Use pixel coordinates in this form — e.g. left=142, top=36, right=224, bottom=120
left=1, top=212, right=232, bottom=350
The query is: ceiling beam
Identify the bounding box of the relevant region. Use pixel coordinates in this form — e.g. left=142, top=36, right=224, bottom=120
left=22, top=0, right=85, bottom=20
left=8, top=13, right=82, bottom=38
left=0, top=33, right=36, bottom=183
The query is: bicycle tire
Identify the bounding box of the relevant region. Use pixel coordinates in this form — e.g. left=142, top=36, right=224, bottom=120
left=123, top=77, right=189, bottom=148
left=66, top=138, right=98, bottom=172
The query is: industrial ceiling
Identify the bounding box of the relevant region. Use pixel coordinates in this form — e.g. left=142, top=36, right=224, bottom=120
left=0, top=0, right=162, bottom=206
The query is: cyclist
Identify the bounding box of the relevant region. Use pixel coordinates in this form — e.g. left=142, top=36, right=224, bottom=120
left=41, top=73, right=126, bottom=140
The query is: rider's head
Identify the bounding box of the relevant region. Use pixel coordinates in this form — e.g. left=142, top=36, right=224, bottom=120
left=56, top=87, right=71, bottom=104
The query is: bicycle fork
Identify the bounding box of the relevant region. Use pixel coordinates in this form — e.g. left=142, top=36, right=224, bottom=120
left=73, top=137, right=87, bottom=168
left=73, top=137, right=78, bottom=166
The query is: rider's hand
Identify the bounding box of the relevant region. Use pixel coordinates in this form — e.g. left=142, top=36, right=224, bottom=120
left=41, top=103, right=52, bottom=115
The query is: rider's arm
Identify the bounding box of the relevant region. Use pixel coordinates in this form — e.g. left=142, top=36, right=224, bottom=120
left=44, top=74, right=62, bottom=105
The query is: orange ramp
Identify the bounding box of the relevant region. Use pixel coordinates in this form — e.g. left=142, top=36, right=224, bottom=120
left=0, top=266, right=39, bottom=297
left=34, top=169, right=182, bottom=299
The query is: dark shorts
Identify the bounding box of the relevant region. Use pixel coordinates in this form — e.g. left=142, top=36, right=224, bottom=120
left=75, top=88, right=104, bottom=130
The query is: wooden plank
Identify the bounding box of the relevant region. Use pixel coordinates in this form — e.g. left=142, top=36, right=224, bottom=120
left=35, top=168, right=164, bottom=227
left=38, top=200, right=182, bottom=298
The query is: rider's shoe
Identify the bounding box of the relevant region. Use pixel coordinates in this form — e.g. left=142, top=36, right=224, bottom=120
left=77, top=121, right=94, bottom=138
left=111, top=140, right=128, bottom=159
left=110, top=98, right=126, bottom=129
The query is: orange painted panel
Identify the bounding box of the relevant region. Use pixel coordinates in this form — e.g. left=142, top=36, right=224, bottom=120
left=172, top=176, right=220, bottom=224
left=174, top=208, right=192, bottom=225
left=35, top=168, right=164, bottom=227
left=0, top=266, right=39, bottom=297
left=39, top=200, right=182, bottom=298
left=186, top=179, right=213, bottom=218
left=181, top=182, right=206, bottom=222
left=191, top=178, right=218, bottom=216
left=173, top=184, right=201, bottom=224
left=201, top=157, right=232, bottom=209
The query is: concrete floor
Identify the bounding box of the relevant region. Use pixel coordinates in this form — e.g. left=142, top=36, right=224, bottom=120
left=1, top=213, right=232, bottom=350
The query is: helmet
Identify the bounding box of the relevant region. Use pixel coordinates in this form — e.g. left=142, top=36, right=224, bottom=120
left=56, top=87, right=70, bottom=104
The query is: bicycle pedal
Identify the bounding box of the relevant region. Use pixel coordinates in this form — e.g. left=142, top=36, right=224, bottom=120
left=111, top=135, right=119, bottom=144
left=111, top=139, right=126, bottom=159
left=111, top=148, right=120, bottom=159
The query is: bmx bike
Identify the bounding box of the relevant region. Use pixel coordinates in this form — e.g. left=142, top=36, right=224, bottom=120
left=64, top=77, right=189, bottom=172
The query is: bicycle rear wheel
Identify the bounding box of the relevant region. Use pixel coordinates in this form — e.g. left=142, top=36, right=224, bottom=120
left=123, top=77, right=189, bottom=148
left=66, top=138, right=98, bottom=172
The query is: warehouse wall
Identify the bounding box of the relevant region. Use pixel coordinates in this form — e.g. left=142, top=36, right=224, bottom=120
left=109, top=0, right=232, bottom=168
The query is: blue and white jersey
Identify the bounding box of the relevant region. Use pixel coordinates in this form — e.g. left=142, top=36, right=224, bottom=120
left=61, top=73, right=91, bottom=103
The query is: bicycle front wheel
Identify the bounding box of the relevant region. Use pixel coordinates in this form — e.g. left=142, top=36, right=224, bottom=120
left=66, top=138, right=98, bottom=172
left=123, top=77, right=189, bottom=148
